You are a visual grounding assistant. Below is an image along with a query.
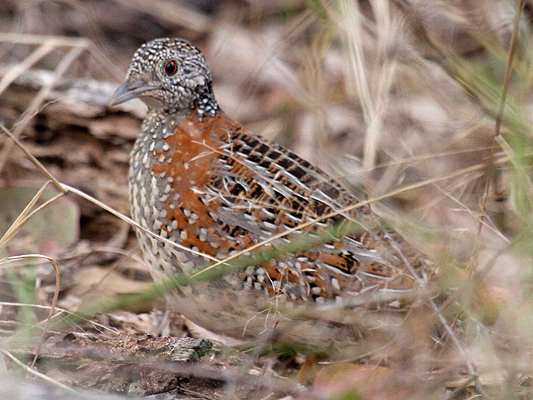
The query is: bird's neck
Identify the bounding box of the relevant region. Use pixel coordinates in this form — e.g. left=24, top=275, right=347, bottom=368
left=190, top=83, right=219, bottom=118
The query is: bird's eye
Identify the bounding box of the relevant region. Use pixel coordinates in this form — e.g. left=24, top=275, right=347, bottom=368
left=164, top=60, right=178, bottom=75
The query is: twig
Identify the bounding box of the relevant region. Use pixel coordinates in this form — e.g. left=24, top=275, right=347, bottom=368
left=1, top=255, right=61, bottom=368
left=0, top=181, right=52, bottom=247
left=473, top=0, right=525, bottom=276
left=0, top=42, right=55, bottom=97
left=0, top=124, right=66, bottom=192
left=0, top=301, right=120, bottom=335
left=0, top=349, right=76, bottom=393
left=0, top=42, right=87, bottom=171
left=61, top=184, right=220, bottom=263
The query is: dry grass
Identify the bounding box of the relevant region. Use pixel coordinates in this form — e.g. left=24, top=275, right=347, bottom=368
left=1, top=0, right=533, bottom=398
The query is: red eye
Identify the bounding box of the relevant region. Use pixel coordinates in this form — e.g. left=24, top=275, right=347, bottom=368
left=164, top=60, right=178, bottom=75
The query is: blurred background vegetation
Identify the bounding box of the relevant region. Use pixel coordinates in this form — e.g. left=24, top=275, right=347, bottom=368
left=1, top=0, right=533, bottom=399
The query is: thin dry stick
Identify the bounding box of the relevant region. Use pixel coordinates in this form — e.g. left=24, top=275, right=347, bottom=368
left=86, top=41, right=125, bottom=82
left=446, top=375, right=479, bottom=400
left=0, top=302, right=61, bottom=311
left=0, top=42, right=55, bottom=96
left=1, top=255, right=61, bottom=368
left=0, top=301, right=119, bottom=334
left=494, top=0, right=525, bottom=137
left=354, top=146, right=497, bottom=174
left=2, top=21, right=123, bottom=81
left=0, top=349, right=76, bottom=393
left=0, top=33, right=89, bottom=47
left=0, top=181, right=53, bottom=247
left=0, top=42, right=87, bottom=171
left=33, top=256, right=61, bottom=368
left=9, top=192, right=66, bottom=240
left=0, top=185, right=66, bottom=248
left=432, top=184, right=509, bottom=243
left=0, top=301, right=66, bottom=330
left=63, top=184, right=220, bottom=263
left=471, top=0, right=525, bottom=276
left=0, top=123, right=65, bottom=192
left=177, top=386, right=220, bottom=400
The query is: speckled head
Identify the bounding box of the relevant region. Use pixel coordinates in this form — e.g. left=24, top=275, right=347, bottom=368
left=110, top=38, right=218, bottom=115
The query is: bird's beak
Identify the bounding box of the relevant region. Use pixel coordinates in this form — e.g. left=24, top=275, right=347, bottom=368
left=109, top=79, right=158, bottom=106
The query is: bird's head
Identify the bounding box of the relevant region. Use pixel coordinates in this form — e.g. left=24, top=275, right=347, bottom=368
left=110, top=38, right=217, bottom=115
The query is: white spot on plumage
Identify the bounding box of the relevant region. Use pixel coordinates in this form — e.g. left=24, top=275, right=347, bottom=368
left=311, top=286, right=322, bottom=295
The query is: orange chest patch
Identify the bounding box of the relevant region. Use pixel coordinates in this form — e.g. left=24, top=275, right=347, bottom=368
left=147, top=111, right=241, bottom=255
left=150, top=112, right=230, bottom=201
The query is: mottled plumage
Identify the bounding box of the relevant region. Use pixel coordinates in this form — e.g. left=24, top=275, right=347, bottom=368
left=111, top=38, right=432, bottom=344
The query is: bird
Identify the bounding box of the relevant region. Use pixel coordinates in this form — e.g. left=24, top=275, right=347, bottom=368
left=110, top=38, right=434, bottom=347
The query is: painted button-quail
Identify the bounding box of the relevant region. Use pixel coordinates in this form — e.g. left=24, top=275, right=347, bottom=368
left=110, top=38, right=433, bottom=345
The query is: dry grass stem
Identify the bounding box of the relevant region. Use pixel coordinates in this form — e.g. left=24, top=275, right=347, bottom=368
left=0, top=41, right=88, bottom=171
left=0, top=349, right=77, bottom=393
left=471, top=0, right=526, bottom=277
left=0, top=255, right=61, bottom=368
left=0, top=42, right=55, bottom=97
